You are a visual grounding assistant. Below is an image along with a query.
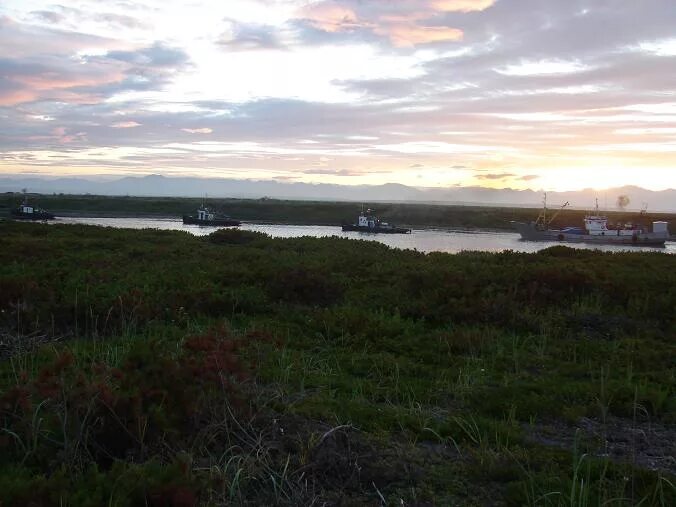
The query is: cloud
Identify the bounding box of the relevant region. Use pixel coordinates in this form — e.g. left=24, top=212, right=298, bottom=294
left=217, top=20, right=287, bottom=51
left=303, top=168, right=360, bottom=176
left=476, top=172, right=515, bottom=180
left=298, top=2, right=362, bottom=33
left=0, top=14, right=126, bottom=58
left=182, top=128, right=213, bottom=134
left=430, top=0, right=496, bottom=13
left=51, top=126, right=87, bottom=144
left=30, top=10, right=65, bottom=24
left=2, top=1, right=676, bottom=191
left=105, top=43, right=189, bottom=67
left=296, top=0, right=466, bottom=47
left=95, top=13, right=147, bottom=30
left=111, top=121, right=141, bottom=128
left=378, top=24, right=463, bottom=47
left=0, top=18, right=189, bottom=107
left=0, top=39, right=190, bottom=106
left=495, top=60, right=589, bottom=76
left=0, top=56, right=127, bottom=106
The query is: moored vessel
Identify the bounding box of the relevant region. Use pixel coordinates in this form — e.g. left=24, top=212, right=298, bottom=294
left=10, top=192, right=55, bottom=220
left=183, top=205, right=241, bottom=227
left=341, top=209, right=411, bottom=234
left=513, top=196, right=668, bottom=246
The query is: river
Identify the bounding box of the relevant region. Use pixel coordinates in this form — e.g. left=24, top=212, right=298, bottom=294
left=51, top=216, right=675, bottom=255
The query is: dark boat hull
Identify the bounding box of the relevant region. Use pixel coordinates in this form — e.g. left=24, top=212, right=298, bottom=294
left=342, top=224, right=411, bottom=234
left=183, top=215, right=241, bottom=227
left=11, top=210, right=55, bottom=220
left=513, top=222, right=667, bottom=246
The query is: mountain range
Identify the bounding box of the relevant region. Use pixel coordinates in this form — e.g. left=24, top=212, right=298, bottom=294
left=1, top=174, right=674, bottom=212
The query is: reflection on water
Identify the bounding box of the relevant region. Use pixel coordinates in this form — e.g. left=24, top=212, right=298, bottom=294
left=52, top=217, right=675, bottom=255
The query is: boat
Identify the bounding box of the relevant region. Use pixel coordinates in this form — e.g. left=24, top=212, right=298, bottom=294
left=341, top=209, right=411, bottom=234
left=182, top=205, right=241, bottom=227
left=10, top=192, right=55, bottom=220
left=513, top=195, right=668, bottom=246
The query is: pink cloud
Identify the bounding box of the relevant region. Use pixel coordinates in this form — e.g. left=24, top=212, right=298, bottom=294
left=16, top=73, right=122, bottom=91
left=0, top=15, right=132, bottom=59
left=0, top=89, right=38, bottom=106
left=430, top=0, right=496, bottom=12
left=51, top=126, right=87, bottom=143
left=1, top=62, right=127, bottom=106
left=378, top=24, right=463, bottom=47
left=297, top=1, right=469, bottom=47
left=298, top=2, right=363, bottom=33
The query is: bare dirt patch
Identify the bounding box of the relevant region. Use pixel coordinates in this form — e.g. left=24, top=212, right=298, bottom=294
left=524, top=415, right=676, bottom=475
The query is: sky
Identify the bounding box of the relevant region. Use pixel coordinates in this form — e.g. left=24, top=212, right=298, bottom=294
left=0, top=0, right=675, bottom=191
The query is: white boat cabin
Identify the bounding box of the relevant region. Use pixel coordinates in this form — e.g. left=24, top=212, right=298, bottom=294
left=584, top=215, right=637, bottom=236
left=18, top=204, right=35, bottom=214
left=197, top=207, right=215, bottom=221
left=358, top=212, right=377, bottom=228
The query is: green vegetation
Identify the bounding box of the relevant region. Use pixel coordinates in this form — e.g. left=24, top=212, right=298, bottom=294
left=1, top=221, right=675, bottom=505
left=2, top=192, right=675, bottom=232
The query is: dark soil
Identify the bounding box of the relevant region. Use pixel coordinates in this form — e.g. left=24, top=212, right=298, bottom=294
left=525, top=415, right=676, bottom=475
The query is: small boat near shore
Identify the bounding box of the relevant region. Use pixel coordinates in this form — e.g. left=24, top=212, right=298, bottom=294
left=342, top=209, right=411, bottom=234
left=182, top=205, right=241, bottom=227
left=513, top=196, right=669, bottom=246
left=10, top=192, right=55, bottom=220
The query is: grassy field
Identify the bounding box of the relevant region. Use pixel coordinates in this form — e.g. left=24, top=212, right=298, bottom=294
left=2, top=192, right=675, bottom=232
left=0, top=221, right=675, bottom=506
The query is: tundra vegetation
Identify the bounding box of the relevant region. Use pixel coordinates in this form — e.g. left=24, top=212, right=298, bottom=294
left=0, top=221, right=674, bottom=506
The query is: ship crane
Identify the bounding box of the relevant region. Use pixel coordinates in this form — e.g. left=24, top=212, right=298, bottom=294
left=534, top=193, right=569, bottom=230
left=546, top=201, right=570, bottom=227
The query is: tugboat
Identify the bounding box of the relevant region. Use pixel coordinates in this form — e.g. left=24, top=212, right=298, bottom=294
left=183, top=204, right=241, bottom=227
left=10, top=191, right=55, bottom=220
left=342, top=208, right=411, bottom=234
left=513, top=195, right=668, bottom=246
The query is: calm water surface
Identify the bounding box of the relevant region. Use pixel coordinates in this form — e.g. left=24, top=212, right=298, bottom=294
left=53, top=217, right=675, bottom=255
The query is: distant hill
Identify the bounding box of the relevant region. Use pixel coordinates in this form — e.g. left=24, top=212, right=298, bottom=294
left=1, top=174, right=674, bottom=211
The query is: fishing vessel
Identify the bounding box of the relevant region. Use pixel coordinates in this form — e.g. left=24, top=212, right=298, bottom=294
left=10, top=192, right=55, bottom=220
left=513, top=195, right=668, bottom=246
left=182, top=205, right=241, bottom=227
left=342, top=209, right=411, bottom=234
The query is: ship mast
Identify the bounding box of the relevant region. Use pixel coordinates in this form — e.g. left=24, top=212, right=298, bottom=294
left=535, top=193, right=547, bottom=230
left=543, top=193, right=547, bottom=226
left=535, top=193, right=568, bottom=229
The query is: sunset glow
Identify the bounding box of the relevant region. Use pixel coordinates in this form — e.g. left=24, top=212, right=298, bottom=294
left=1, top=0, right=674, bottom=191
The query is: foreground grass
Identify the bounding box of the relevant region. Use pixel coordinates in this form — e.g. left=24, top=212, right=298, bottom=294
left=0, top=221, right=675, bottom=505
